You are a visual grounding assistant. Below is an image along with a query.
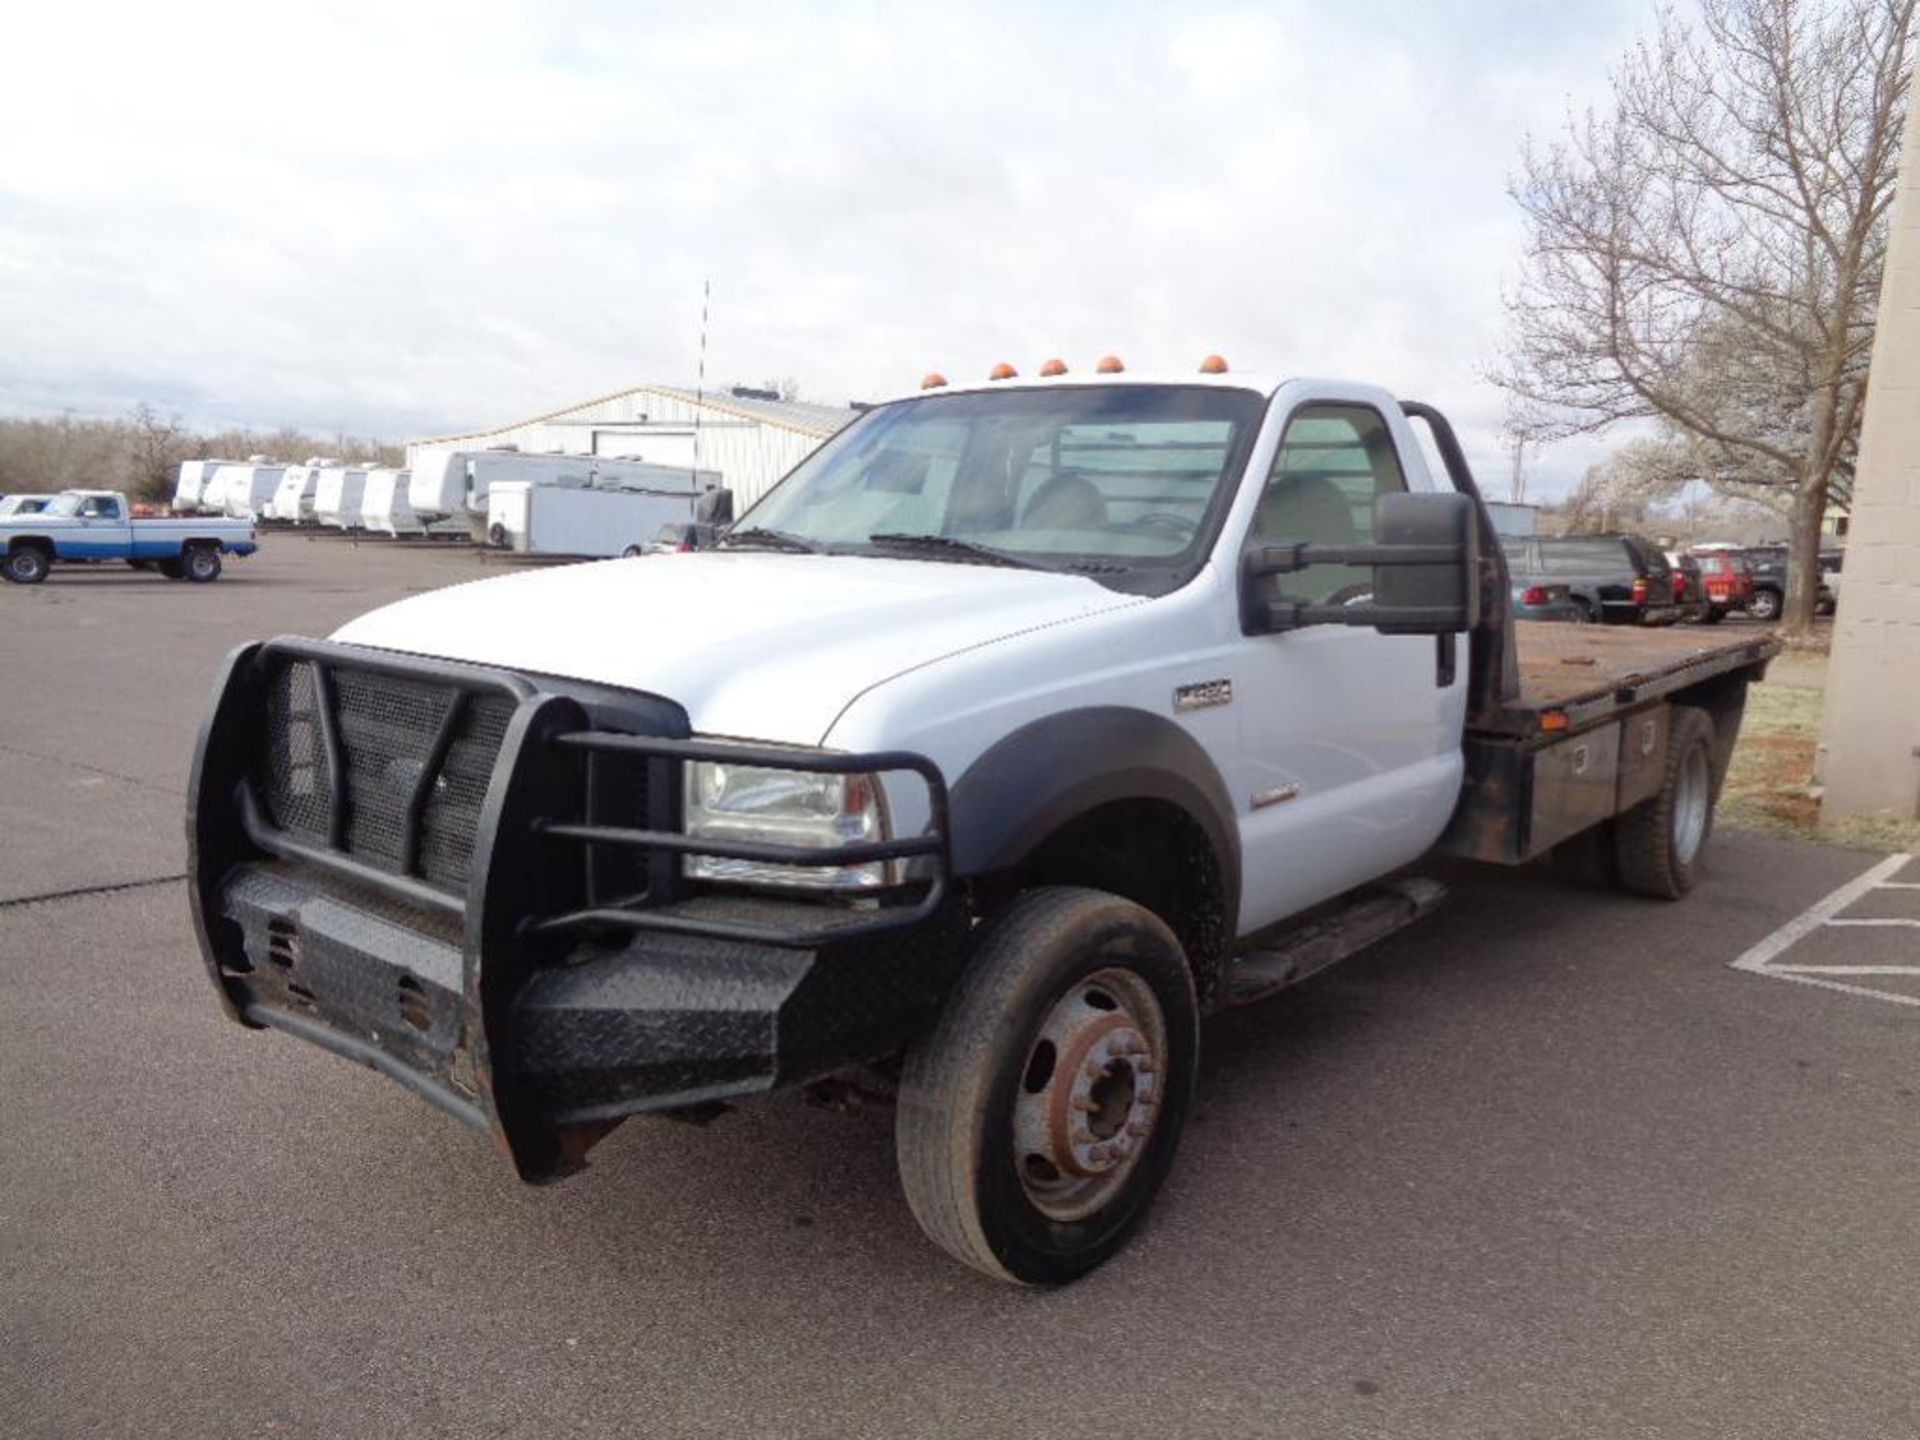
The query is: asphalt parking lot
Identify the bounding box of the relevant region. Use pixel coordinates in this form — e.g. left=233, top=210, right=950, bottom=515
left=4, top=537, right=1917, bottom=1439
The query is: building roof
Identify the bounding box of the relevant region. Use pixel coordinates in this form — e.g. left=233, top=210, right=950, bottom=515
left=643, top=386, right=856, bottom=438
left=412, top=383, right=856, bottom=448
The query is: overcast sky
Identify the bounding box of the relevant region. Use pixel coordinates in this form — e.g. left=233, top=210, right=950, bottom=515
left=0, top=0, right=1660, bottom=497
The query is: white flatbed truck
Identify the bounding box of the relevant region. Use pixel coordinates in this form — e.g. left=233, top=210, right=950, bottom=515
left=187, top=365, right=1777, bottom=1283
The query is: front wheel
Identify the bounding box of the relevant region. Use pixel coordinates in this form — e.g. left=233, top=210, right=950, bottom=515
left=896, top=887, right=1198, bottom=1285
left=4, top=546, right=49, bottom=585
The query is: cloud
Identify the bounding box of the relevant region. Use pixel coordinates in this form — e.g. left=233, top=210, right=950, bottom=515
left=0, top=0, right=1652, bottom=497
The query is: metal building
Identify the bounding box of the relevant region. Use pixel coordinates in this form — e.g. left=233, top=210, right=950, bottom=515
left=405, top=385, right=855, bottom=512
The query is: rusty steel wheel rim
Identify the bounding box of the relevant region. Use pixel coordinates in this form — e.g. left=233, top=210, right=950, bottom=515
left=1012, top=966, right=1168, bottom=1223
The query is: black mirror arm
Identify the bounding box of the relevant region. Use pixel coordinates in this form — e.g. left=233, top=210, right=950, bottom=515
left=1246, top=539, right=1468, bottom=577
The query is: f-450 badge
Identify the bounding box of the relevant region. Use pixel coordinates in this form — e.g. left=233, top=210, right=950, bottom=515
left=1172, top=679, right=1233, bottom=713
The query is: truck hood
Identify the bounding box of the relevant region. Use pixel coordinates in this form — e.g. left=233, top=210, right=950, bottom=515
left=331, top=552, right=1142, bottom=744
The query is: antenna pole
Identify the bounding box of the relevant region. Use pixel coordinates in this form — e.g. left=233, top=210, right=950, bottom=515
left=691, top=278, right=710, bottom=487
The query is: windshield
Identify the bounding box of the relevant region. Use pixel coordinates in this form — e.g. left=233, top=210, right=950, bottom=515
left=738, top=384, right=1265, bottom=593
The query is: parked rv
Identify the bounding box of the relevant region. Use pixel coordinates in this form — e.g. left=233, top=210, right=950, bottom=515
left=267, top=462, right=339, bottom=525
left=172, top=460, right=233, bottom=514
left=313, top=467, right=371, bottom=530
left=205, top=461, right=288, bottom=520
left=361, top=469, right=427, bottom=537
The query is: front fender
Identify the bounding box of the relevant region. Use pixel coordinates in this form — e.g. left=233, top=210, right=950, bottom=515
left=946, top=706, right=1240, bottom=925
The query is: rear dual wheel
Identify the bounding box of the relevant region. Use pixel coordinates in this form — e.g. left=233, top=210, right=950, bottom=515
left=1548, top=707, right=1719, bottom=899
left=1615, top=708, right=1717, bottom=899
left=896, top=888, right=1198, bottom=1285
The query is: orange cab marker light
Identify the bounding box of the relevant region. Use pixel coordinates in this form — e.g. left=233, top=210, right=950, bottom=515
left=921, top=372, right=948, bottom=390
left=1096, top=355, right=1125, bottom=374
left=1039, top=358, right=1068, bottom=377
left=1541, top=711, right=1570, bottom=733
left=988, top=362, right=1018, bottom=380
left=1198, top=354, right=1229, bottom=374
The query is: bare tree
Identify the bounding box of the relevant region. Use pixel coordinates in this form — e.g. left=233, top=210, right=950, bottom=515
left=125, top=403, right=190, bottom=502
left=1498, top=0, right=1915, bottom=632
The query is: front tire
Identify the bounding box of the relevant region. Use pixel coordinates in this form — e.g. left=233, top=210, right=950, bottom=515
left=896, top=887, right=1198, bottom=1285
left=4, top=546, right=49, bottom=585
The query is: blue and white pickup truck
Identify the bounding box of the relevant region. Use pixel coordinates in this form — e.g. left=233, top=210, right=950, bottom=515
left=1, top=489, right=257, bottom=585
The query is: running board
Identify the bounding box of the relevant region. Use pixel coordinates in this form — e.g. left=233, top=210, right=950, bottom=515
left=1225, top=877, right=1448, bottom=1007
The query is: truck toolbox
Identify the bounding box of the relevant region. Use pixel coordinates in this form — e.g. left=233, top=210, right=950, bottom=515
left=189, top=636, right=963, bottom=1180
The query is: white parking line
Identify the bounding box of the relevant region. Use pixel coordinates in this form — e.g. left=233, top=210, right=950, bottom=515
left=1731, top=853, right=1920, bottom=1009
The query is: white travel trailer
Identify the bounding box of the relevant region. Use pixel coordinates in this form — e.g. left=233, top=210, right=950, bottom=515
left=205, top=459, right=287, bottom=520
left=484, top=477, right=709, bottom=558
left=313, top=467, right=371, bottom=529
left=360, top=468, right=427, bottom=537
left=266, top=461, right=340, bottom=524
left=412, top=449, right=714, bottom=543
left=173, top=459, right=233, bottom=513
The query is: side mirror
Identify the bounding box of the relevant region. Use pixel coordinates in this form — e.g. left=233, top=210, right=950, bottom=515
left=695, top=487, right=735, bottom=527
left=1241, top=490, right=1479, bottom=637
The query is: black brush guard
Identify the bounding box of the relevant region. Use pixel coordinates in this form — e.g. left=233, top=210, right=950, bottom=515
left=188, top=637, right=965, bottom=1181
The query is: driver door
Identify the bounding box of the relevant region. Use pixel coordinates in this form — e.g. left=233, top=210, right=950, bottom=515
left=1230, top=400, right=1467, bottom=933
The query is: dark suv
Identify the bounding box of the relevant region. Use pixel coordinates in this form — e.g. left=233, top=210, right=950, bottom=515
left=1742, top=546, right=1839, bottom=622
left=1502, top=533, right=1680, bottom=625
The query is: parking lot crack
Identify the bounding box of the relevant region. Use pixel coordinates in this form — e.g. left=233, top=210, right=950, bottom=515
left=0, top=741, right=184, bottom=797
left=0, top=873, right=186, bottom=909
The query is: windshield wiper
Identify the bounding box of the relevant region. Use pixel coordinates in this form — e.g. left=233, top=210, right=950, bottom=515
left=866, top=532, right=1049, bottom=571
left=719, top=526, right=822, bottom=554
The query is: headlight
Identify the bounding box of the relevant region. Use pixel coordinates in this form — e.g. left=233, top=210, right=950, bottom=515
left=684, top=761, right=894, bottom=891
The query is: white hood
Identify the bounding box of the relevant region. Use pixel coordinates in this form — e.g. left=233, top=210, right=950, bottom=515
left=331, top=552, right=1141, bottom=744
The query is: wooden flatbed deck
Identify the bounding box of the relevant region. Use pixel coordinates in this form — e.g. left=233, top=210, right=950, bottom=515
left=1484, top=622, right=1782, bottom=738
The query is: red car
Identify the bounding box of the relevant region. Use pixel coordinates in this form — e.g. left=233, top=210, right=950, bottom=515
left=1693, top=551, right=1755, bottom=623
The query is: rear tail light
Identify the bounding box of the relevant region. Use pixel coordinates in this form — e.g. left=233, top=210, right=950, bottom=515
left=1632, top=576, right=1650, bottom=605
left=1521, top=586, right=1550, bottom=605
left=1672, top=572, right=1687, bottom=598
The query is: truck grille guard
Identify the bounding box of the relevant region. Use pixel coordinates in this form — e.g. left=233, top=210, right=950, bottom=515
left=188, top=635, right=956, bottom=1180
left=205, top=636, right=951, bottom=947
